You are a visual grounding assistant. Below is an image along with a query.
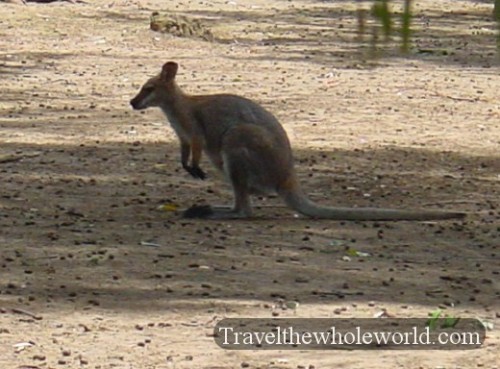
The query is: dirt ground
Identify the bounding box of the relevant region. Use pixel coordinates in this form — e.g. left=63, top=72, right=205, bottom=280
left=0, top=0, right=499, bottom=368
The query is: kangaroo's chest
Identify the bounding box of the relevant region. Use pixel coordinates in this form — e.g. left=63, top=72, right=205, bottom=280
left=162, top=108, right=191, bottom=141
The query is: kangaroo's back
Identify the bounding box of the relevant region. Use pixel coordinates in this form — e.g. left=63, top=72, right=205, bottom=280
left=190, top=94, right=294, bottom=165
left=192, top=94, right=289, bottom=140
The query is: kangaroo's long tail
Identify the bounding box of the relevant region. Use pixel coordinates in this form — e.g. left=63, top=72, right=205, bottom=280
left=281, top=187, right=465, bottom=221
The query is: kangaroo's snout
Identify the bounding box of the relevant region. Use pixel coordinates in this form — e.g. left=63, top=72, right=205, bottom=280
left=130, top=98, right=142, bottom=110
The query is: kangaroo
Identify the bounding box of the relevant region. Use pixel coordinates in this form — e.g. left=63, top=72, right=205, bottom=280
left=130, top=61, right=465, bottom=221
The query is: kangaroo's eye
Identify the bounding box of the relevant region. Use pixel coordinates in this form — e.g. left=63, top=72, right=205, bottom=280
left=142, top=86, right=154, bottom=93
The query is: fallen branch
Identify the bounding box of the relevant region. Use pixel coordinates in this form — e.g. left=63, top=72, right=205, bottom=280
left=429, top=92, right=484, bottom=103
left=11, top=308, right=43, bottom=320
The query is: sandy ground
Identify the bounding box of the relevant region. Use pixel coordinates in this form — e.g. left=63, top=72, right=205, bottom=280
left=0, top=0, right=499, bottom=368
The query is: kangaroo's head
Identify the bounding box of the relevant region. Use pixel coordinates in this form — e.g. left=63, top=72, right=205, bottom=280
left=130, top=61, right=178, bottom=110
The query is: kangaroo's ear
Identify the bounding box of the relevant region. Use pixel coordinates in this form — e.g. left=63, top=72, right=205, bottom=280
left=161, top=61, right=178, bottom=81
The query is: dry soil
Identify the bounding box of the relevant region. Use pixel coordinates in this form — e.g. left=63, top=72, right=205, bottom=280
left=0, top=1, right=499, bottom=368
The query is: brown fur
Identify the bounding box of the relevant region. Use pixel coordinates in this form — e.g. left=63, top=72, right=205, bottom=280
left=130, top=61, right=465, bottom=221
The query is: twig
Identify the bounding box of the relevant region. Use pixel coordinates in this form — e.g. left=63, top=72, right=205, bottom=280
left=429, top=92, right=484, bottom=103
left=11, top=308, right=43, bottom=320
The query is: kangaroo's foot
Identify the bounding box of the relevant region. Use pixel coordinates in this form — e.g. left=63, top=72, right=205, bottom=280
left=182, top=205, right=251, bottom=219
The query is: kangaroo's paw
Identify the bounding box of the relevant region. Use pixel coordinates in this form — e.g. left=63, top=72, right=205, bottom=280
left=183, top=165, right=206, bottom=180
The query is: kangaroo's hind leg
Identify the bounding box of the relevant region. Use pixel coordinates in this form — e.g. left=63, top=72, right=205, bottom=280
left=183, top=134, right=253, bottom=219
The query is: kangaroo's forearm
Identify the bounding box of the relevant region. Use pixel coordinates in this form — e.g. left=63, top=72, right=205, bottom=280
left=190, top=136, right=203, bottom=168
left=180, top=141, right=190, bottom=168
left=180, top=138, right=206, bottom=180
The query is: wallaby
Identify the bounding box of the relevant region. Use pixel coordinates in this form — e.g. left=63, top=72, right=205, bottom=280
left=130, top=61, right=465, bottom=221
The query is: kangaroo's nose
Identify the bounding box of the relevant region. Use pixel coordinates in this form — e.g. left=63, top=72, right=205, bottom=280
left=130, top=99, right=139, bottom=110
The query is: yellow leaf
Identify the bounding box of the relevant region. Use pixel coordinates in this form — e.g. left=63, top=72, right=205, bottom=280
left=158, top=203, right=179, bottom=212
left=158, top=203, right=179, bottom=211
